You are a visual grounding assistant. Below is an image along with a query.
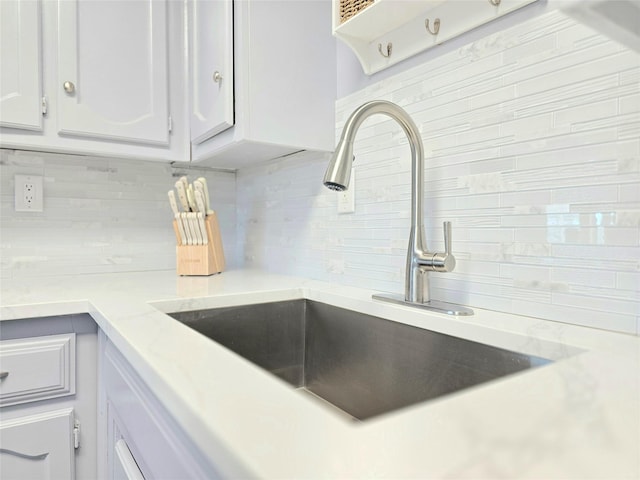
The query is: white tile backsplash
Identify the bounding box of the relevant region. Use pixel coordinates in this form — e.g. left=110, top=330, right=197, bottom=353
left=0, top=150, right=237, bottom=279
left=1, top=11, right=638, bottom=335
left=237, top=11, right=640, bottom=335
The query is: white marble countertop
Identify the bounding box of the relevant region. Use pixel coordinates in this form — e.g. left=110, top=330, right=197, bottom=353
left=1, top=269, right=639, bottom=478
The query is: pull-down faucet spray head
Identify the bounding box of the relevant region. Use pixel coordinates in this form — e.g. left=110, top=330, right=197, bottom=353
left=323, top=141, right=354, bottom=192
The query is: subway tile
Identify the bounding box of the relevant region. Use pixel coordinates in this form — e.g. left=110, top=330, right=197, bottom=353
left=468, top=228, right=514, bottom=243
left=554, top=99, right=619, bottom=128
left=511, top=45, right=631, bottom=96
left=512, top=75, right=621, bottom=119
left=500, top=113, right=554, bottom=142
left=503, top=34, right=557, bottom=66
left=551, top=244, right=640, bottom=263
left=511, top=299, right=637, bottom=334
left=552, top=291, right=639, bottom=316
left=470, top=85, right=517, bottom=109
left=552, top=267, right=617, bottom=289
left=619, top=184, right=640, bottom=202
left=551, top=185, right=619, bottom=204
left=616, top=272, right=640, bottom=291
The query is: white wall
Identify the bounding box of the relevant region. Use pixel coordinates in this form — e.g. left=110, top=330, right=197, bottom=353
left=237, top=11, right=640, bottom=335
left=0, top=150, right=237, bottom=279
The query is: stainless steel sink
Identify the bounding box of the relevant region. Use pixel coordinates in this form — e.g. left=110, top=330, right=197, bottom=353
left=168, top=300, right=551, bottom=421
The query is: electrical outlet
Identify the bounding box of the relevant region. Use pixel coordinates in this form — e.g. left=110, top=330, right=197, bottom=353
left=15, top=175, right=43, bottom=212
left=337, top=168, right=355, bottom=214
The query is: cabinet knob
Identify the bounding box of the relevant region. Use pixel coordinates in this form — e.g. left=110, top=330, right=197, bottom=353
left=63, top=81, right=76, bottom=94
left=213, top=71, right=223, bottom=83
left=0, top=372, right=8, bottom=380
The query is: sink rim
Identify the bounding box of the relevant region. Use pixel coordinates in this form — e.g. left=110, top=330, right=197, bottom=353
left=151, top=289, right=584, bottom=363
left=164, top=297, right=582, bottom=422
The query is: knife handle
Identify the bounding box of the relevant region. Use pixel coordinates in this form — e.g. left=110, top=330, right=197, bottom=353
left=197, top=177, right=212, bottom=214
left=181, top=212, right=194, bottom=245
left=173, top=214, right=187, bottom=246
left=186, top=184, right=198, bottom=212
left=193, top=181, right=206, bottom=211
left=194, top=191, right=209, bottom=244
left=189, top=212, right=203, bottom=245
left=176, top=214, right=188, bottom=245
left=168, top=191, right=180, bottom=214
left=175, top=181, right=190, bottom=212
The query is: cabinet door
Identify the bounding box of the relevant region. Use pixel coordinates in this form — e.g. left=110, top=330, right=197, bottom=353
left=57, top=0, right=169, bottom=145
left=189, top=0, right=234, bottom=144
left=0, top=0, right=43, bottom=131
left=0, top=408, right=75, bottom=479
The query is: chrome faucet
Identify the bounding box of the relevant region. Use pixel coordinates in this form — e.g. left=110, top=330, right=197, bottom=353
left=323, top=100, right=473, bottom=315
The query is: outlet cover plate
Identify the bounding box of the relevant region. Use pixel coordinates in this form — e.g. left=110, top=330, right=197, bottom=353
left=15, top=174, right=44, bottom=212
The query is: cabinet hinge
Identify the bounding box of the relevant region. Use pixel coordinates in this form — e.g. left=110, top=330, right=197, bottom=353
left=168, top=115, right=173, bottom=133
left=41, top=96, right=48, bottom=115
left=73, top=420, right=80, bottom=449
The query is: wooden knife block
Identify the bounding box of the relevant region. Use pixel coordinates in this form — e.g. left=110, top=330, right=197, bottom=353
left=174, top=213, right=225, bottom=276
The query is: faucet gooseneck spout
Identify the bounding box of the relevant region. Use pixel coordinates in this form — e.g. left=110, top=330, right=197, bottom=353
left=323, top=100, right=473, bottom=316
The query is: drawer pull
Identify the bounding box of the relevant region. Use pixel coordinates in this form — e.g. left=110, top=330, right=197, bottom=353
left=0, top=372, right=8, bottom=380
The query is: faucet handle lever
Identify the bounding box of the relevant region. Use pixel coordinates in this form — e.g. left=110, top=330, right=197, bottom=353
left=429, top=221, right=456, bottom=273
left=443, top=221, right=452, bottom=255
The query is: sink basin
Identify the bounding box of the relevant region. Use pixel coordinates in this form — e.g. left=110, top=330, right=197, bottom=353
left=168, top=300, right=551, bottom=421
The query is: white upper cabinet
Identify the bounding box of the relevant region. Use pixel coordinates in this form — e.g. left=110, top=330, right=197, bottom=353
left=190, top=0, right=337, bottom=169
left=0, top=0, right=188, bottom=162
left=57, top=0, right=169, bottom=145
left=188, top=0, right=234, bottom=145
left=0, top=0, right=43, bottom=131
left=0, top=0, right=335, bottom=167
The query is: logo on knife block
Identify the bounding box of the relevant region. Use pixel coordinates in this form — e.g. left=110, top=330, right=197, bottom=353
left=174, top=213, right=225, bottom=276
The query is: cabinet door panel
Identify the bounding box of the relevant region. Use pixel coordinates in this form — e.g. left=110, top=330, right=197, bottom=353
left=0, top=333, right=76, bottom=407
left=0, top=408, right=75, bottom=479
left=189, top=0, right=234, bottom=144
left=0, top=0, right=42, bottom=130
left=57, top=0, right=169, bottom=145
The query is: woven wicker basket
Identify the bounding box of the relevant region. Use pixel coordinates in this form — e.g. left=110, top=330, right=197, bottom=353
left=339, top=0, right=374, bottom=23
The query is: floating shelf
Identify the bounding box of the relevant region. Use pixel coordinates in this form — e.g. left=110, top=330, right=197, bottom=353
left=333, top=0, right=540, bottom=75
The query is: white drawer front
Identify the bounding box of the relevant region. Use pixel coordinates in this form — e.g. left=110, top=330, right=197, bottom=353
left=0, top=333, right=76, bottom=407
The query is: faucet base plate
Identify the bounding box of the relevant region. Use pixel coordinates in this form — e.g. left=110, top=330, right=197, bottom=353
left=372, top=293, right=474, bottom=316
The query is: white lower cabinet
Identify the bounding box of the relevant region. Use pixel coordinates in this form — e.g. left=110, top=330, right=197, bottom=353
left=0, top=333, right=78, bottom=479
left=0, top=408, right=76, bottom=479
left=102, top=336, right=221, bottom=479
left=0, top=314, right=98, bottom=480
